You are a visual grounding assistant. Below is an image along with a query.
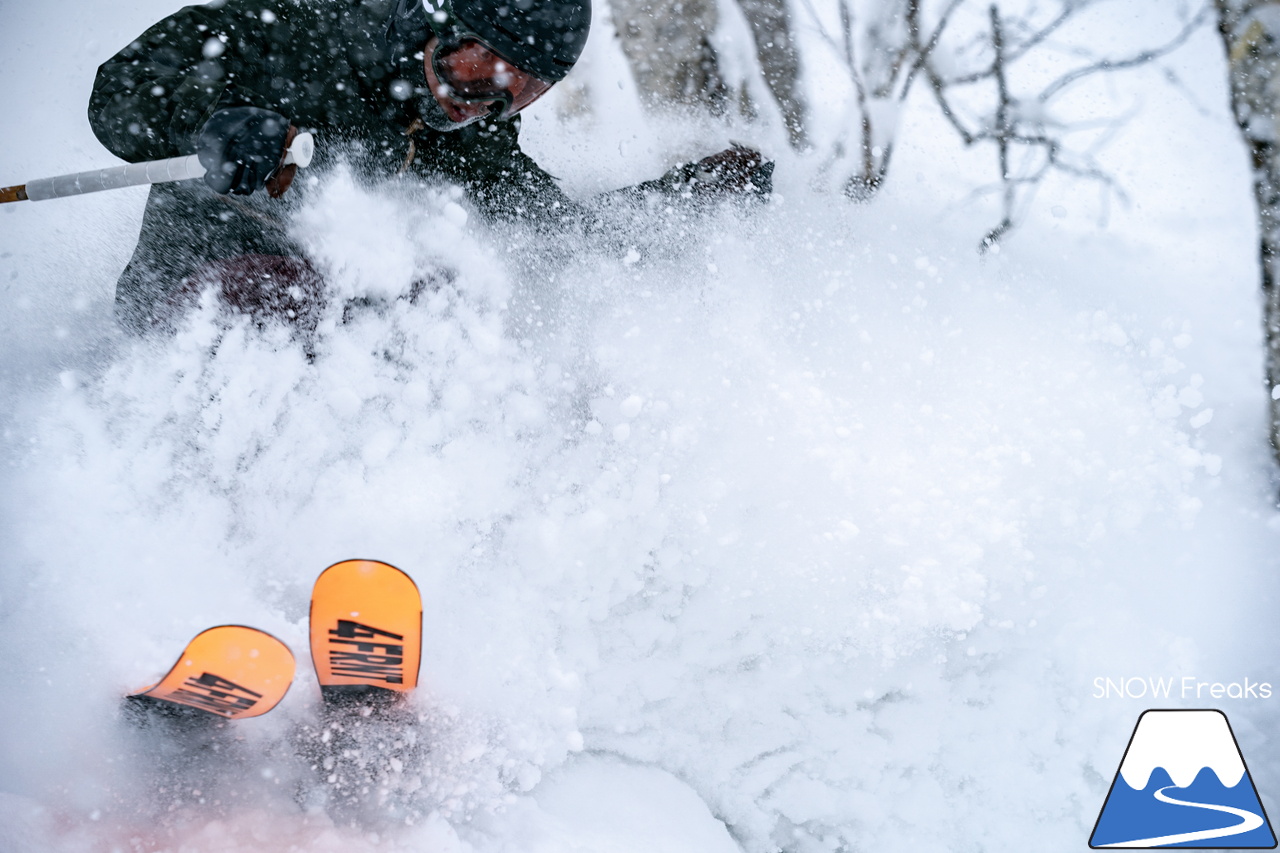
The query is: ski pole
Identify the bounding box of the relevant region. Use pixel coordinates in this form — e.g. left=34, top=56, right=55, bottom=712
left=0, top=132, right=315, bottom=204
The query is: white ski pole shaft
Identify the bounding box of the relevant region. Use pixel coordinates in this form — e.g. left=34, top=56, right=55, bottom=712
left=1, top=132, right=315, bottom=203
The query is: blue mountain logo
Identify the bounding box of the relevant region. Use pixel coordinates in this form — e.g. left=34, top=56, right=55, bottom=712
left=1091, top=709, right=1276, bottom=848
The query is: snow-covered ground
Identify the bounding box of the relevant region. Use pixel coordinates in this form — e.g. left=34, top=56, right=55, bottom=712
left=3, top=1, right=1279, bottom=851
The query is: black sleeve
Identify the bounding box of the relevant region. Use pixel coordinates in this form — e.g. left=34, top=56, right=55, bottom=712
left=421, top=116, right=590, bottom=226
left=88, top=0, right=317, bottom=162
left=471, top=146, right=588, bottom=224
left=442, top=121, right=698, bottom=230
left=444, top=120, right=725, bottom=257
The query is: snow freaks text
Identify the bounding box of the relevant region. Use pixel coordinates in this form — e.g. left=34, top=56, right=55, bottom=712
left=1093, top=677, right=1274, bottom=700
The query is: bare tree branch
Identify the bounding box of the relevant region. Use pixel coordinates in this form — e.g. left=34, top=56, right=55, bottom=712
left=1000, top=0, right=1102, bottom=63
left=1037, top=3, right=1211, bottom=103
left=844, top=0, right=877, bottom=188
left=794, top=0, right=844, bottom=59
left=801, top=0, right=1194, bottom=229
left=924, top=65, right=980, bottom=144
left=943, top=1, right=1089, bottom=86
left=796, top=0, right=879, bottom=189
left=981, top=3, right=1015, bottom=251
left=900, top=0, right=969, bottom=99
left=838, top=0, right=855, bottom=66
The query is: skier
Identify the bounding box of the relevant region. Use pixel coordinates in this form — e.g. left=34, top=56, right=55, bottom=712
left=88, top=0, right=773, bottom=334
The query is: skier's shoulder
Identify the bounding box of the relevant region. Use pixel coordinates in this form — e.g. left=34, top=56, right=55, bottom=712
left=103, top=0, right=321, bottom=62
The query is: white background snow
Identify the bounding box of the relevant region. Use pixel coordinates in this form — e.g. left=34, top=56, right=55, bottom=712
left=2, top=0, right=1279, bottom=851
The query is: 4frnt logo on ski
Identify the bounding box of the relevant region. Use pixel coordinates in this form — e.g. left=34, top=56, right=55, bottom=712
left=308, top=559, right=423, bottom=694
left=326, top=619, right=407, bottom=685
left=168, top=672, right=265, bottom=715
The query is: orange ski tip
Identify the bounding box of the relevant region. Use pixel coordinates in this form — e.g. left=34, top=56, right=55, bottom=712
left=130, top=625, right=296, bottom=720
left=317, top=559, right=423, bottom=587
left=310, top=560, right=423, bottom=692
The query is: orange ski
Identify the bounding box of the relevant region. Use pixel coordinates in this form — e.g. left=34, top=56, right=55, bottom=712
left=130, top=625, right=296, bottom=719
left=309, top=559, right=422, bottom=693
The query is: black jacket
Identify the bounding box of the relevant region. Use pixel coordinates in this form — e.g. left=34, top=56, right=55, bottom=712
left=89, top=0, right=668, bottom=331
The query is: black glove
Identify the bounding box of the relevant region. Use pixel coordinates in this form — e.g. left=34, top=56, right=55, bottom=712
left=197, top=107, right=291, bottom=196
left=687, top=145, right=774, bottom=199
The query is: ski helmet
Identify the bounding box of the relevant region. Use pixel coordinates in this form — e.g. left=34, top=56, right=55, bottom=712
left=388, top=0, right=591, bottom=83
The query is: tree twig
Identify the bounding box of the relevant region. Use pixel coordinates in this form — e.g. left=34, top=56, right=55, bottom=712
left=981, top=4, right=1016, bottom=250
left=1037, top=3, right=1211, bottom=103
left=900, top=0, right=969, bottom=99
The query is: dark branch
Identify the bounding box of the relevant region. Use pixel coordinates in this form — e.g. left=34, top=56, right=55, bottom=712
left=942, top=0, right=1104, bottom=87
left=899, top=0, right=968, bottom=100
left=988, top=4, right=1016, bottom=244
left=1037, top=3, right=1212, bottom=103
left=1001, top=0, right=1101, bottom=65
left=925, top=65, right=979, bottom=144
left=944, top=2, right=1079, bottom=86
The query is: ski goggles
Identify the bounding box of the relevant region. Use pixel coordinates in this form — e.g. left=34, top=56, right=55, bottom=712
left=430, top=36, right=552, bottom=120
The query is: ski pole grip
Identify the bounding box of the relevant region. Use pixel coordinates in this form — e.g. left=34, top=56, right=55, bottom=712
left=24, top=154, right=205, bottom=201
left=8, top=132, right=316, bottom=203
left=284, top=132, right=314, bottom=168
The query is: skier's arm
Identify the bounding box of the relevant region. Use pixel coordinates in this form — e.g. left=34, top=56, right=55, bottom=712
left=461, top=142, right=774, bottom=268
left=88, top=0, right=309, bottom=163
left=459, top=136, right=773, bottom=228
left=601, top=146, right=774, bottom=207
left=433, top=118, right=594, bottom=226
left=472, top=149, right=591, bottom=224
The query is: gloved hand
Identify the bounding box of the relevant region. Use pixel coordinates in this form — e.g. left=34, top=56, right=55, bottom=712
left=197, top=107, right=291, bottom=196
left=687, top=145, right=774, bottom=199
